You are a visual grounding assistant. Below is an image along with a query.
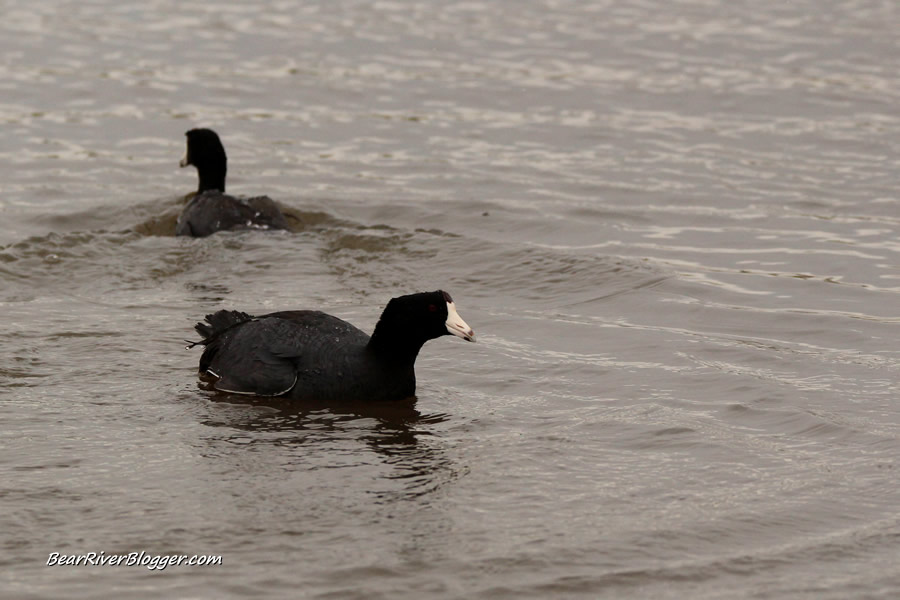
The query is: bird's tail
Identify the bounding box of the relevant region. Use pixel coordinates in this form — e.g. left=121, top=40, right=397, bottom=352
left=187, top=310, right=254, bottom=348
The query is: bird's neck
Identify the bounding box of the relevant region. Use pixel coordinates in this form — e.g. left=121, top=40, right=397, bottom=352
left=197, top=168, right=226, bottom=194
left=367, top=325, right=427, bottom=365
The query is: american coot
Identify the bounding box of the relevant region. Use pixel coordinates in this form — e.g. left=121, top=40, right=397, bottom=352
left=176, top=128, right=289, bottom=237
left=189, top=290, right=476, bottom=402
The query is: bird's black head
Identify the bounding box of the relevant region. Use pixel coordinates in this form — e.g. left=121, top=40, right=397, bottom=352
left=180, top=128, right=227, bottom=193
left=368, top=290, right=475, bottom=360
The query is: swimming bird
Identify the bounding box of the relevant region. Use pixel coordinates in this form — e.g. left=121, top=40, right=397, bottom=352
left=176, top=128, right=289, bottom=237
left=189, top=291, right=476, bottom=402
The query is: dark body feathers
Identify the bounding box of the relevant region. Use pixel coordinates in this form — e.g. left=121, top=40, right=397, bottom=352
left=176, top=193, right=288, bottom=237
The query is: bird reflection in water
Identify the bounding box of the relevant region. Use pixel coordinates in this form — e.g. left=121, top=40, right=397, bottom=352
left=195, top=388, right=463, bottom=502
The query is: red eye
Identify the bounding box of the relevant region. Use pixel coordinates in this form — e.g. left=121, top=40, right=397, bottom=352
left=428, top=304, right=437, bottom=312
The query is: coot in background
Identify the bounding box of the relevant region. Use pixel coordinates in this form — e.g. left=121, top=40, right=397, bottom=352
left=190, top=290, right=476, bottom=402
left=176, top=128, right=289, bottom=237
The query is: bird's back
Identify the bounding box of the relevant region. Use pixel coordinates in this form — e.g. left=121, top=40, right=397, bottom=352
left=176, top=192, right=288, bottom=237
left=196, top=310, right=415, bottom=402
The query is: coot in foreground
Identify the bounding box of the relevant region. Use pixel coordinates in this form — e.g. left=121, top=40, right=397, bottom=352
left=189, top=290, right=476, bottom=402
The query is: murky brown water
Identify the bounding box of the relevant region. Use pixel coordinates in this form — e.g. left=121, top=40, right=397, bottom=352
left=2, top=1, right=900, bottom=598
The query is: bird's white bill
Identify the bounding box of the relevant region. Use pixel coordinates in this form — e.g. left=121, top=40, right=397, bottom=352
left=445, top=301, right=475, bottom=342
left=179, top=140, right=190, bottom=167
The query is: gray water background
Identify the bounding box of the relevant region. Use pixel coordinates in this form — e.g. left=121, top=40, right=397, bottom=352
left=1, top=0, right=899, bottom=598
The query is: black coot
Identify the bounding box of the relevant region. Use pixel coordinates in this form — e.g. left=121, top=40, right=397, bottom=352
left=189, top=290, right=476, bottom=402
left=176, top=128, right=289, bottom=237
